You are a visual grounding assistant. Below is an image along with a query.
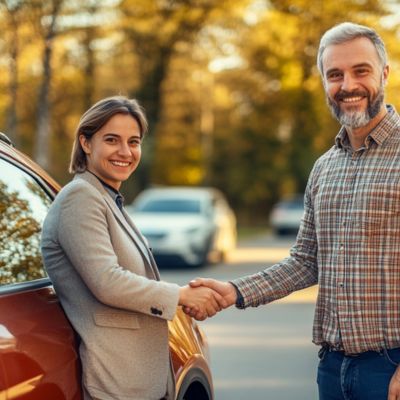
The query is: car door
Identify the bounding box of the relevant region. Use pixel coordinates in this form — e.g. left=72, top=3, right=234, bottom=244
left=0, top=156, right=81, bottom=400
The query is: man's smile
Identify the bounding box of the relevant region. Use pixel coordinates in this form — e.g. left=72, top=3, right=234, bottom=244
left=341, top=96, right=365, bottom=103
left=335, top=90, right=368, bottom=105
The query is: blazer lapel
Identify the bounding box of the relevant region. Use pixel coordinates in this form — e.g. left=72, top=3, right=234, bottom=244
left=102, top=195, right=159, bottom=280
left=75, top=172, right=159, bottom=280
left=121, top=208, right=161, bottom=281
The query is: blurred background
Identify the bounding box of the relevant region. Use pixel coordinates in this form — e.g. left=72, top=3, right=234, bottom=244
left=2, top=1, right=400, bottom=398
left=2, top=0, right=400, bottom=226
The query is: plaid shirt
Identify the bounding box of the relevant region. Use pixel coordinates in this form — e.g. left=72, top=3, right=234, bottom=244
left=232, top=105, right=400, bottom=354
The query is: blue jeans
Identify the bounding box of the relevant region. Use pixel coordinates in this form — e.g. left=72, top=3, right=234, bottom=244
left=317, top=346, right=400, bottom=400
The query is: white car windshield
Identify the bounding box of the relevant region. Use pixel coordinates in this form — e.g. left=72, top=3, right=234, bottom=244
left=136, top=199, right=201, bottom=214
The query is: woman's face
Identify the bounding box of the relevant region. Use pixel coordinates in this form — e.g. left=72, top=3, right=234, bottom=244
left=79, top=113, right=142, bottom=190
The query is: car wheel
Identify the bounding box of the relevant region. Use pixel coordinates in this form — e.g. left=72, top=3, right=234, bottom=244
left=176, top=368, right=213, bottom=400
left=276, top=227, right=289, bottom=236
left=193, top=236, right=213, bottom=267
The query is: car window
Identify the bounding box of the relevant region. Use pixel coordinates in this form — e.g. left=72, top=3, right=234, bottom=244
left=279, top=199, right=304, bottom=210
left=136, top=198, right=201, bottom=214
left=0, top=158, right=51, bottom=285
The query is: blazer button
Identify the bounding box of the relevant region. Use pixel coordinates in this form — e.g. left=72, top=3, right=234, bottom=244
left=151, top=307, right=162, bottom=316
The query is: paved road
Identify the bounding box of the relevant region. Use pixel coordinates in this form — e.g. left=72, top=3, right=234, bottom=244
left=161, top=233, right=319, bottom=400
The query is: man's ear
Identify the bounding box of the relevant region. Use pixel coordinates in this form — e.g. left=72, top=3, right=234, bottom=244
left=383, top=64, right=389, bottom=85
left=79, top=134, right=91, bottom=155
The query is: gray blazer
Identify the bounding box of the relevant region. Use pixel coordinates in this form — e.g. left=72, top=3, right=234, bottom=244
left=41, top=171, right=180, bottom=400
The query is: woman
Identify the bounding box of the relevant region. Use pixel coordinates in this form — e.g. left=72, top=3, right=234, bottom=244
left=41, top=96, right=224, bottom=400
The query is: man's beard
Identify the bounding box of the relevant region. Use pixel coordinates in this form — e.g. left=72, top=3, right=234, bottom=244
left=326, top=84, right=384, bottom=129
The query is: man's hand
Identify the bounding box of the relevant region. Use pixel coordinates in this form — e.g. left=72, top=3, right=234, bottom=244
left=178, top=285, right=227, bottom=321
left=388, top=366, right=400, bottom=400
left=182, top=278, right=238, bottom=320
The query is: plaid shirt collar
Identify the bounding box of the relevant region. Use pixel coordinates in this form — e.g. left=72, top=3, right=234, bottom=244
left=335, top=104, right=398, bottom=150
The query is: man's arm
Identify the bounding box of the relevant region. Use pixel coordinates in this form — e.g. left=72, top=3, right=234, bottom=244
left=186, top=215, right=319, bottom=315
left=184, top=160, right=325, bottom=318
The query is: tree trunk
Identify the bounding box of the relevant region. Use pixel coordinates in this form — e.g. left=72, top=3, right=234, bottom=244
left=82, top=26, right=96, bottom=110
left=6, top=11, right=19, bottom=145
left=130, top=48, right=172, bottom=190
left=121, top=1, right=215, bottom=191
left=34, top=0, right=63, bottom=169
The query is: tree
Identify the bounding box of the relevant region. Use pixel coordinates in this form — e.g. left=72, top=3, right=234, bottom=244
left=32, top=0, right=64, bottom=169
left=60, top=0, right=108, bottom=109
left=119, top=0, right=242, bottom=189
left=0, top=0, right=26, bottom=145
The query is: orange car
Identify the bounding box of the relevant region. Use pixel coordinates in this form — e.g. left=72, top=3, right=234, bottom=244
left=0, top=132, right=214, bottom=400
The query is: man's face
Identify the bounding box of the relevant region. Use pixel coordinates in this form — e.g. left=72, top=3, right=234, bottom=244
left=322, top=37, right=388, bottom=129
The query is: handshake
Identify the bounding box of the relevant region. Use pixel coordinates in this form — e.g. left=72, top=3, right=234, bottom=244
left=178, top=278, right=238, bottom=321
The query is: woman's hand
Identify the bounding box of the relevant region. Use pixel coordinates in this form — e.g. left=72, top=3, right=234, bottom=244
left=178, top=285, right=228, bottom=320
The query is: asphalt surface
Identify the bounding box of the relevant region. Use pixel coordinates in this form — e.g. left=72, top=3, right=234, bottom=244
left=161, top=232, right=319, bottom=400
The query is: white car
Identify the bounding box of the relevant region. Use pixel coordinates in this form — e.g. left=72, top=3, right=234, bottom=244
left=128, top=187, right=237, bottom=267
left=269, top=195, right=305, bottom=236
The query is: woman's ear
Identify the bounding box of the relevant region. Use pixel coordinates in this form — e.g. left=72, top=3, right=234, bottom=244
left=79, top=134, right=91, bottom=155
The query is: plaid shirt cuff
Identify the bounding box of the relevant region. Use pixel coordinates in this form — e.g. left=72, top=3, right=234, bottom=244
left=229, top=281, right=245, bottom=309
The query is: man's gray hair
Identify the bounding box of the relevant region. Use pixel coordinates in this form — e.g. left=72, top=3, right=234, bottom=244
left=317, top=22, right=387, bottom=76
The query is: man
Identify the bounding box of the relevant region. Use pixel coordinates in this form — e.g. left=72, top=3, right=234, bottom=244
left=188, top=22, right=400, bottom=400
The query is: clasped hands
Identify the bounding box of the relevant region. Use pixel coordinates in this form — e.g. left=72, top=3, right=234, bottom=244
left=178, top=278, right=237, bottom=321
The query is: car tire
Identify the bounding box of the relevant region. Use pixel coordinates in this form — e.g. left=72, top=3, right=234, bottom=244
left=195, top=236, right=214, bottom=267
left=176, top=368, right=213, bottom=400
left=276, top=227, right=289, bottom=236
